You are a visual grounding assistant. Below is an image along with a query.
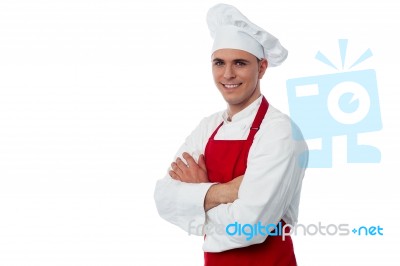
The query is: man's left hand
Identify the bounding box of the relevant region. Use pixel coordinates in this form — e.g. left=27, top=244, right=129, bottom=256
left=169, top=152, right=209, bottom=183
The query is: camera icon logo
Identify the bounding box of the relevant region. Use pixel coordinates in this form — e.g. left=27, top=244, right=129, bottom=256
left=286, top=39, right=382, bottom=168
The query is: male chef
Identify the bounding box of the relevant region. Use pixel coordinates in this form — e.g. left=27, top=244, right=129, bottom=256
left=154, top=3, right=308, bottom=266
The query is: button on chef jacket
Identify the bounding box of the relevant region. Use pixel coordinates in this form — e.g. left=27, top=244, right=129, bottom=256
left=154, top=95, right=308, bottom=252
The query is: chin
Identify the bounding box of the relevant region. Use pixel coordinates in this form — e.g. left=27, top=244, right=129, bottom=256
left=221, top=94, right=243, bottom=105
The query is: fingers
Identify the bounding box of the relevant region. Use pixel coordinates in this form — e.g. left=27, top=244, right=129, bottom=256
left=198, top=154, right=207, bottom=172
left=171, top=162, right=183, bottom=177
left=169, top=170, right=181, bottom=181
left=169, top=155, right=190, bottom=182
left=185, top=153, right=209, bottom=183
left=176, top=157, right=188, bottom=171
left=182, top=152, right=196, bottom=168
left=169, top=153, right=205, bottom=183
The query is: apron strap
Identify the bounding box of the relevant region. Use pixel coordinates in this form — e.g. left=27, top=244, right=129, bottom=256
left=209, top=122, right=224, bottom=140
left=209, top=96, right=269, bottom=141
left=247, top=96, right=269, bottom=141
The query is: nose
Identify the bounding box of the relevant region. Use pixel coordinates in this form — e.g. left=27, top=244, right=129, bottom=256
left=223, top=65, right=235, bottom=79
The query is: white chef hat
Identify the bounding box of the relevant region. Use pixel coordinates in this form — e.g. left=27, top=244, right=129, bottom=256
left=207, top=3, right=288, bottom=67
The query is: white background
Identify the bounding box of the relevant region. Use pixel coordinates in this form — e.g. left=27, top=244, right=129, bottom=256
left=0, top=0, right=399, bottom=265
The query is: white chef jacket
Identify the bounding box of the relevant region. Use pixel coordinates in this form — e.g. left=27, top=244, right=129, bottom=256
left=154, top=95, right=308, bottom=252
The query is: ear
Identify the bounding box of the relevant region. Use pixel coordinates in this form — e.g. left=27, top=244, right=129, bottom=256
left=258, top=59, right=268, bottom=79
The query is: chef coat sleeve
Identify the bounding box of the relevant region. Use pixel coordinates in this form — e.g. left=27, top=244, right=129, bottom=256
left=154, top=117, right=216, bottom=236
left=202, top=118, right=308, bottom=251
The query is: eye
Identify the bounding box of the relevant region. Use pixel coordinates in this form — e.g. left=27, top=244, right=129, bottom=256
left=235, top=61, right=246, bottom=66
left=213, top=60, right=224, bottom=66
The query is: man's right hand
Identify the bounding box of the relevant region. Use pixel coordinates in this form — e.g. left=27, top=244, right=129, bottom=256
left=204, top=175, right=244, bottom=212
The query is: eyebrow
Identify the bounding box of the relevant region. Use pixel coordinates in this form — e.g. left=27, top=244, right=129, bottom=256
left=212, top=58, right=251, bottom=63
left=212, top=58, right=224, bottom=62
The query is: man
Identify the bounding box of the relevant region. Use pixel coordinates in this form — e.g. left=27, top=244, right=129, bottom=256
left=154, top=3, right=308, bottom=266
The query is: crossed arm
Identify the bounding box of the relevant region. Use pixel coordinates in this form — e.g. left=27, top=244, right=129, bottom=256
left=169, top=152, right=243, bottom=211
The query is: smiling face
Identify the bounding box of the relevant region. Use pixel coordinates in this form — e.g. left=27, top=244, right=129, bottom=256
left=211, top=49, right=268, bottom=116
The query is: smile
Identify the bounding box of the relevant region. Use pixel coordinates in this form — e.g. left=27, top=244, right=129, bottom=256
left=222, top=83, right=241, bottom=89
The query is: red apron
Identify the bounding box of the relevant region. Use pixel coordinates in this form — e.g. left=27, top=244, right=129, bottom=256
left=204, top=97, right=297, bottom=266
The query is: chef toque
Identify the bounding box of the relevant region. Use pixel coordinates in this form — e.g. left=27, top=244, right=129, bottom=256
left=207, top=3, right=288, bottom=67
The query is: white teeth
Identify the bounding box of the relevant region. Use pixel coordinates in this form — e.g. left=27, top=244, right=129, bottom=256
left=224, top=84, right=240, bottom=89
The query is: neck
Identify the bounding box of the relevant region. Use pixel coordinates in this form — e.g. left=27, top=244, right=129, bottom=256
left=227, top=90, right=261, bottom=120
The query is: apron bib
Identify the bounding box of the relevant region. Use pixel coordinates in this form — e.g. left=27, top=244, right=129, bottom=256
left=204, top=97, right=297, bottom=266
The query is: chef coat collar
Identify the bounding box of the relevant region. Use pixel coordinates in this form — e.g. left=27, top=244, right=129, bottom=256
left=222, top=95, right=263, bottom=123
